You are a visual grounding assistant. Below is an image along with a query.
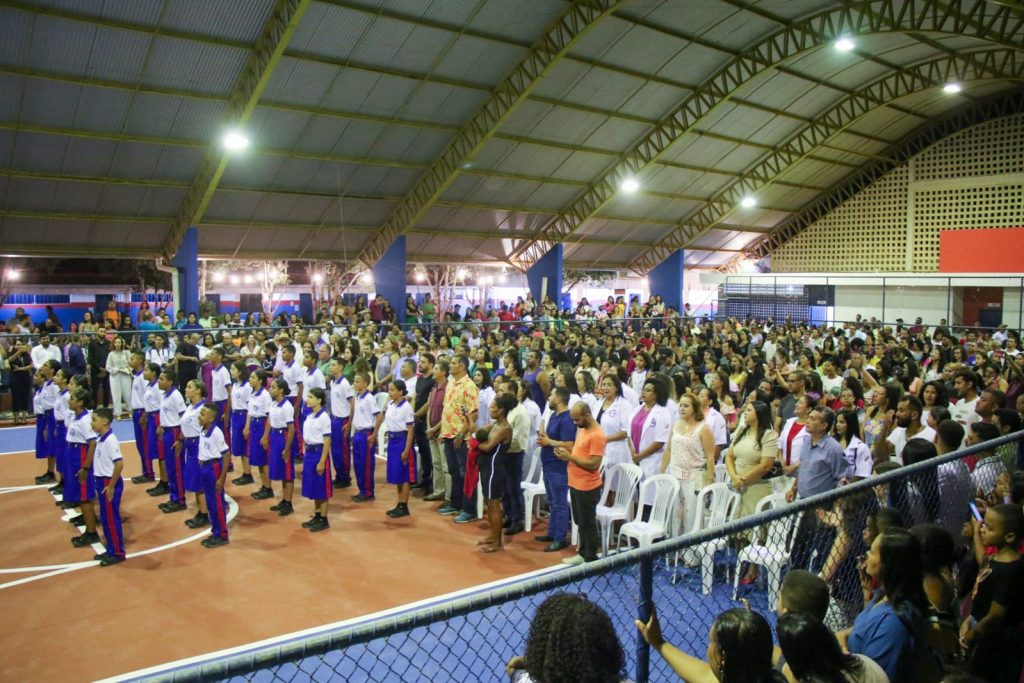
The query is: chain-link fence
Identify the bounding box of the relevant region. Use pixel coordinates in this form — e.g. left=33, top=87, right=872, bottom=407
left=114, top=431, right=1024, bottom=683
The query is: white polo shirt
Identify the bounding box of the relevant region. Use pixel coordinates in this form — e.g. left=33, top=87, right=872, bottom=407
left=329, top=376, right=354, bottom=419
left=303, top=409, right=331, bottom=445
left=54, top=390, right=70, bottom=427
left=269, top=398, right=293, bottom=429
left=304, top=366, right=326, bottom=393
left=159, top=389, right=186, bottom=427
left=231, top=382, right=252, bottom=413
left=67, top=409, right=97, bottom=444
left=383, top=399, right=415, bottom=433
left=181, top=400, right=205, bottom=439
left=198, top=425, right=228, bottom=462
left=143, top=381, right=161, bottom=413
left=352, top=391, right=381, bottom=430
left=282, top=361, right=304, bottom=397
left=40, top=380, right=58, bottom=411
left=130, top=370, right=147, bottom=410
left=93, top=430, right=123, bottom=477
left=210, top=365, right=231, bottom=403
left=247, top=387, right=271, bottom=418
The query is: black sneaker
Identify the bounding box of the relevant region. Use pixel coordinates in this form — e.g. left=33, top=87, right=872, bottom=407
left=69, top=514, right=85, bottom=526
left=185, top=513, right=210, bottom=529
left=35, top=471, right=56, bottom=484
left=351, top=494, right=375, bottom=502
left=131, top=474, right=155, bottom=484
left=269, top=501, right=284, bottom=512
left=146, top=481, right=169, bottom=496
left=231, top=473, right=255, bottom=486
left=251, top=486, right=274, bottom=500
left=309, top=516, right=330, bottom=532
left=301, top=515, right=321, bottom=529
left=337, top=478, right=352, bottom=488
left=99, top=554, right=126, bottom=566
left=71, top=531, right=100, bottom=547
left=60, top=500, right=78, bottom=510
left=276, top=501, right=294, bottom=517
left=504, top=523, right=524, bottom=536
left=387, top=505, right=410, bottom=519
left=48, top=483, right=63, bottom=494
left=161, top=501, right=188, bottom=513
left=201, top=535, right=229, bottom=548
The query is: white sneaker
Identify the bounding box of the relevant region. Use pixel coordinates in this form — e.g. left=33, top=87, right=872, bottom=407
left=561, top=554, right=585, bottom=566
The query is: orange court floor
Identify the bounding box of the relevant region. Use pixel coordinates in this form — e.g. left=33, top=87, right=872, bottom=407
left=0, top=436, right=567, bottom=682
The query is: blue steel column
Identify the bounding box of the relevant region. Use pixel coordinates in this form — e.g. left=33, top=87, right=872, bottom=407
left=525, top=243, right=564, bottom=308
left=171, top=226, right=200, bottom=318
left=647, top=249, right=685, bottom=314
left=371, top=236, right=408, bottom=324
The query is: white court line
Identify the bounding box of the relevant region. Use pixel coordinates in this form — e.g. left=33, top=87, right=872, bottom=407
left=0, top=484, right=50, bottom=494
left=0, top=486, right=239, bottom=586
left=103, top=561, right=566, bottom=682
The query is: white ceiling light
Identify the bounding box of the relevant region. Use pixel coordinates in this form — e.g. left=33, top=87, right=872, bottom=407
left=620, top=177, right=640, bottom=194
left=834, top=37, right=855, bottom=52
left=740, top=195, right=757, bottom=209
left=229, top=274, right=241, bottom=285
left=311, top=273, right=324, bottom=285
left=943, top=82, right=962, bottom=94
left=414, top=271, right=426, bottom=283
left=242, top=274, right=254, bottom=284
left=5, top=268, right=21, bottom=280
left=222, top=129, right=249, bottom=152
left=212, top=271, right=226, bottom=283
left=360, top=273, right=373, bottom=285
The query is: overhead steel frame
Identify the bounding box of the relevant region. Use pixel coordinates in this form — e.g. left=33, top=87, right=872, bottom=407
left=351, top=0, right=625, bottom=268
left=509, top=0, right=1024, bottom=270
left=161, top=0, right=312, bottom=259
left=725, top=88, right=1024, bottom=268
left=628, top=48, right=1024, bottom=273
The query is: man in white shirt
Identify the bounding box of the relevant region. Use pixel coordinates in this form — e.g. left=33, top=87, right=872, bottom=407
left=885, top=396, right=936, bottom=465
left=31, top=333, right=62, bottom=369
left=950, top=368, right=981, bottom=429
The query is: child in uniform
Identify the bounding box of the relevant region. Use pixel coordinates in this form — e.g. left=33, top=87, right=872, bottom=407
left=265, top=378, right=296, bottom=515
left=181, top=379, right=211, bottom=528
left=65, top=387, right=100, bottom=548
left=350, top=371, right=380, bottom=502
left=328, top=358, right=354, bottom=489
left=228, top=362, right=254, bottom=486
left=208, top=348, right=232, bottom=428
left=197, top=404, right=231, bottom=548
left=86, top=407, right=125, bottom=566
left=128, top=351, right=155, bottom=483
left=157, top=369, right=187, bottom=513
left=280, top=344, right=304, bottom=459
left=244, top=369, right=273, bottom=497
left=34, top=360, right=60, bottom=483
left=33, top=371, right=49, bottom=482
left=300, top=387, right=332, bottom=532
left=50, top=369, right=71, bottom=496
left=142, top=363, right=168, bottom=496
left=380, top=380, right=415, bottom=518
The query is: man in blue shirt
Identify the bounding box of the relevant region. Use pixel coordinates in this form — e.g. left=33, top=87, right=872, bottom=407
left=787, top=407, right=848, bottom=572
left=138, top=311, right=163, bottom=349
left=536, top=387, right=576, bottom=552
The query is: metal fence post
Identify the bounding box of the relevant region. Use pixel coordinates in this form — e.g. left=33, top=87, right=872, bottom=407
left=636, top=554, right=654, bottom=683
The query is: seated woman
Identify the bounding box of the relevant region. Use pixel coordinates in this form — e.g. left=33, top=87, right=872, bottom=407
left=637, top=605, right=785, bottom=682
left=507, top=593, right=626, bottom=682
left=777, top=612, right=888, bottom=682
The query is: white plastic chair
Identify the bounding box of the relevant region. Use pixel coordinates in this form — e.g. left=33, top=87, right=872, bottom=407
left=617, top=475, right=679, bottom=551
left=731, top=493, right=794, bottom=605
left=714, top=463, right=728, bottom=483
left=521, top=448, right=545, bottom=532
left=675, top=482, right=741, bottom=593
left=592, top=463, right=643, bottom=557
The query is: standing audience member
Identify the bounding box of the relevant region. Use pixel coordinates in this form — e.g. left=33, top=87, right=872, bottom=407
left=556, top=401, right=605, bottom=565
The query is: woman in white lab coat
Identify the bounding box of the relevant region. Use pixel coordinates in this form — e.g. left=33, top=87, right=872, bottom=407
left=628, top=377, right=673, bottom=506
left=596, top=374, right=633, bottom=469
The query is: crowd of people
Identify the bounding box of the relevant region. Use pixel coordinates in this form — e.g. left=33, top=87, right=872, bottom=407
left=3, top=299, right=1024, bottom=680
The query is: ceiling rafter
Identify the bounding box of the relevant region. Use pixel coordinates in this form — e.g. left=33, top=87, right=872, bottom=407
left=732, top=88, right=1024, bottom=267
left=628, top=48, right=1024, bottom=273
left=351, top=0, right=626, bottom=268
left=507, top=0, right=1024, bottom=270
left=161, top=0, right=312, bottom=259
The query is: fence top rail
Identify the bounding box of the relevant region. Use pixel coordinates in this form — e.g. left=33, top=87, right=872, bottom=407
left=125, top=428, right=1024, bottom=682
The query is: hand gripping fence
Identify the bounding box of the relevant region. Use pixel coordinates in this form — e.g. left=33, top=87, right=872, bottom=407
left=121, top=430, right=1023, bottom=683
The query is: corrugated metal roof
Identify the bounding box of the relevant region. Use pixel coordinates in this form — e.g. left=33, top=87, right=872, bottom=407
left=161, top=0, right=277, bottom=44
left=141, top=37, right=248, bottom=96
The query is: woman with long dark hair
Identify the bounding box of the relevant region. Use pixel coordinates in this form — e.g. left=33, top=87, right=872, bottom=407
left=725, top=400, right=778, bottom=518
left=777, top=612, right=888, bottom=682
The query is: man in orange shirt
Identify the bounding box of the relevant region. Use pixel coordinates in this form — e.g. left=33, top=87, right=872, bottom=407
left=102, top=300, right=121, bottom=329
left=555, top=402, right=606, bottom=565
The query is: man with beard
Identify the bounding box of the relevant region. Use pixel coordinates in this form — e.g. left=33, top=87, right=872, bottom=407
left=883, top=395, right=935, bottom=465
left=950, top=368, right=981, bottom=429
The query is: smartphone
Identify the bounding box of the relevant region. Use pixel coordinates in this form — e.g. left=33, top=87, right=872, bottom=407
left=968, top=501, right=983, bottom=522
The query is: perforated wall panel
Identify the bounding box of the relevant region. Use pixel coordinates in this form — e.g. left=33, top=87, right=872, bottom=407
left=773, top=114, right=1024, bottom=273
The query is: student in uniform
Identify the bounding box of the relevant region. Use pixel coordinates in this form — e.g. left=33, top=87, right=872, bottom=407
left=34, top=360, right=61, bottom=484
left=61, top=374, right=88, bottom=513
left=180, top=380, right=211, bottom=528
left=300, top=387, right=332, bottom=532
left=128, top=351, right=155, bottom=483
left=328, top=358, right=355, bottom=489
left=379, top=380, right=415, bottom=518
left=207, top=348, right=232, bottom=433
left=156, top=369, right=187, bottom=513
left=32, top=371, right=49, bottom=482
left=350, top=371, right=381, bottom=502
left=197, top=404, right=231, bottom=548
left=86, top=407, right=125, bottom=566
left=265, top=378, right=296, bottom=516
left=50, top=369, right=71, bottom=496
left=243, top=369, right=273, bottom=497
left=65, top=387, right=101, bottom=548
left=227, top=362, right=254, bottom=485
left=280, top=344, right=305, bottom=459
left=301, top=351, right=327, bottom=436
left=142, top=363, right=169, bottom=495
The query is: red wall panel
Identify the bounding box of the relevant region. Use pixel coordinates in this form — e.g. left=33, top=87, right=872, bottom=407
left=939, top=227, right=1024, bottom=272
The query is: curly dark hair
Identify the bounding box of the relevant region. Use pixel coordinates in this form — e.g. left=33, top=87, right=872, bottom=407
left=524, top=594, right=624, bottom=683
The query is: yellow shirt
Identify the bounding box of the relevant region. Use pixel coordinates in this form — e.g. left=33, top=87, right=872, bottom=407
left=440, top=374, right=478, bottom=440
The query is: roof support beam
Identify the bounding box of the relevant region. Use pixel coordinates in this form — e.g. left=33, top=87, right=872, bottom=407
left=352, top=0, right=625, bottom=268
left=508, top=0, right=1024, bottom=270
left=161, top=0, right=311, bottom=259
left=628, top=49, right=1024, bottom=273
left=735, top=89, right=1024, bottom=267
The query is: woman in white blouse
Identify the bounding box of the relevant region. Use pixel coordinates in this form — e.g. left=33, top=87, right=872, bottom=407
left=596, top=375, right=632, bottom=469
left=105, top=335, right=132, bottom=419
left=628, top=378, right=673, bottom=506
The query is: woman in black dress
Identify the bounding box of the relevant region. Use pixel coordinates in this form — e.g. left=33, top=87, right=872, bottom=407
left=7, top=339, right=33, bottom=423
